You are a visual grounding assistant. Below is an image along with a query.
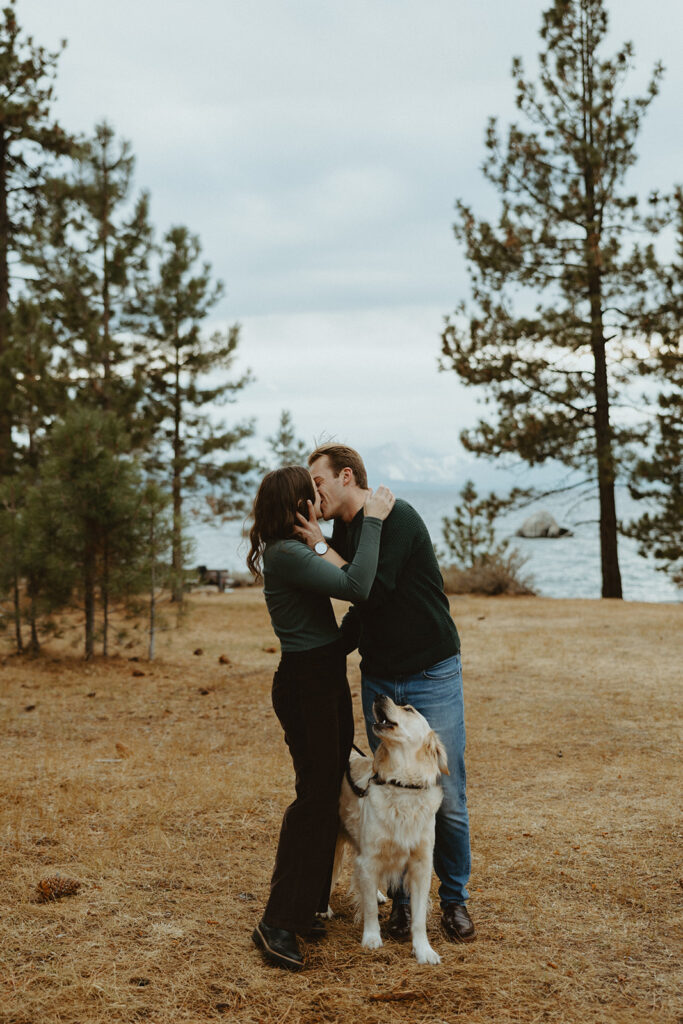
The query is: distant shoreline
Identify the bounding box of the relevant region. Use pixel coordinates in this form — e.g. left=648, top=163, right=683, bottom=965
left=190, top=483, right=679, bottom=604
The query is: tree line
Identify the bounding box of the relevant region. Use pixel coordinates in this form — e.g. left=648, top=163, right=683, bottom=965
left=0, top=1, right=267, bottom=657
left=1, top=0, right=680, bottom=660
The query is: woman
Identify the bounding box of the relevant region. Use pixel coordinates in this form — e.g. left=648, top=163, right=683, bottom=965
left=246, top=465, right=394, bottom=971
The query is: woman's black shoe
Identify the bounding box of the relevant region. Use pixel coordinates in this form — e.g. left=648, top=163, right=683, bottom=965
left=252, top=920, right=304, bottom=970
left=301, top=917, right=327, bottom=940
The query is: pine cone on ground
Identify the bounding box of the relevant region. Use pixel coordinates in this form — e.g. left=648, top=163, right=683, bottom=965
left=36, top=876, right=82, bottom=902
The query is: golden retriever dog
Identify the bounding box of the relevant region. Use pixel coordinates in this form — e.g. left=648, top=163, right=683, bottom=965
left=330, top=694, right=449, bottom=965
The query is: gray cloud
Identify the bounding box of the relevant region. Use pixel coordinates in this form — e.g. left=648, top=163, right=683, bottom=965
left=21, top=0, right=683, bottom=451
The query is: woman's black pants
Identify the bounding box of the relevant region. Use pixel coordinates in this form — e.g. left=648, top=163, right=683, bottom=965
left=263, top=639, right=354, bottom=934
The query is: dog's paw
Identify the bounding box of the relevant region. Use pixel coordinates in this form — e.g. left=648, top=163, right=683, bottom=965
left=361, top=930, right=383, bottom=950
left=376, top=889, right=387, bottom=904
left=317, top=906, right=334, bottom=920
left=413, top=942, right=441, bottom=965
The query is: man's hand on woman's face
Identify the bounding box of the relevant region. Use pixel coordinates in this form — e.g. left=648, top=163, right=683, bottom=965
left=294, top=500, right=325, bottom=548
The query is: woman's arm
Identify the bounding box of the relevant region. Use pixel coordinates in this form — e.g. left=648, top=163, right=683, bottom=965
left=268, top=486, right=395, bottom=601
left=267, top=521, right=382, bottom=601
left=294, top=486, right=395, bottom=559
left=268, top=494, right=391, bottom=603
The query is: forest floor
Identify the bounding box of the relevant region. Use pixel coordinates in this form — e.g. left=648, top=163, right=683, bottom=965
left=1, top=590, right=681, bottom=1024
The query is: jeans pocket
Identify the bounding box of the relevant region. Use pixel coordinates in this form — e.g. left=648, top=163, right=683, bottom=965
left=422, top=654, right=461, bottom=681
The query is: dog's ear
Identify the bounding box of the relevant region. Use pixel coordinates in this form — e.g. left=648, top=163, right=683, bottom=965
left=423, top=731, right=449, bottom=775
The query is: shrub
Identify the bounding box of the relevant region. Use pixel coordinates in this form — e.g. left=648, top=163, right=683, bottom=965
left=441, top=550, right=535, bottom=596
left=440, top=480, right=535, bottom=595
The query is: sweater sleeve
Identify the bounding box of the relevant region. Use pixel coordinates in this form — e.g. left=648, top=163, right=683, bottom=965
left=362, top=501, right=418, bottom=604
left=336, top=506, right=417, bottom=653
left=268, top=517, right=382, bottom=601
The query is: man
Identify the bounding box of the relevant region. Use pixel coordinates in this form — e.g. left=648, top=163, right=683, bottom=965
left=305, top=443, right=475, bottom=944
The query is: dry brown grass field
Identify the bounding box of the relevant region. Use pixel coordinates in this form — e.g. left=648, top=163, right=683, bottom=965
left=1, top=591, right=681, bottom=1024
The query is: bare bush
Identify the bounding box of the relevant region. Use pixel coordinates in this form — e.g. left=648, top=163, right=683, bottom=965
left=441, top=550, right=535, bottom=595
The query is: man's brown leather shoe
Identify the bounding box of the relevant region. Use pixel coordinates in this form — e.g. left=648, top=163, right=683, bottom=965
left=441, top=903, right=476, bottom=943
left=385, top=901, right=411, bottom=941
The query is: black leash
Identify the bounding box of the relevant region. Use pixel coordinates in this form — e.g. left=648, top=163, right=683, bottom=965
left=346, top=742, right=369, bottom=797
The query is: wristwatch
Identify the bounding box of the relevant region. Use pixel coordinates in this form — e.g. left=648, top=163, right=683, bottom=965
left=314, top=541, right=329, bottom=556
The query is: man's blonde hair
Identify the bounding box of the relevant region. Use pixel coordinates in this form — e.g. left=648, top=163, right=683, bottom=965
left=308, top=443, right=368, bottom=489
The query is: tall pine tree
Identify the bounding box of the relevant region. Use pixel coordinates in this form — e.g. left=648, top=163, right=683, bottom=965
left=136, top=226, right=255, bottom=602
left=441, top=0, right=669, bottom=598
left=28, top=120, right=153, bottom=418
left=37, top=406, right=149, bottom=658
left=0, top=0, right=74, bottom=475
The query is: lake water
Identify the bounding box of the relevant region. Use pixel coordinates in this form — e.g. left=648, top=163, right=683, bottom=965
left=191, top=486, right=680, bottom=603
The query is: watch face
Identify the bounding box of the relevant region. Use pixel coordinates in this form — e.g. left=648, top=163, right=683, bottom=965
left=314, top=541, right=328, bottom=555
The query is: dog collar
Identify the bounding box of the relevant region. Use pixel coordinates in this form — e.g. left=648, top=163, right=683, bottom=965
left=345, top=763, right=435, bottom=798
left=370, top=773, right=435, bottom=791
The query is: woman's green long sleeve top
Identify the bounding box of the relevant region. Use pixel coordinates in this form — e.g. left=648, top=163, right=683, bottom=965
left=263, top=516, right=382, bottom=652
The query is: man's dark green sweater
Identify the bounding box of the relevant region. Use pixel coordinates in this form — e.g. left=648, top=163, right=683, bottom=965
left=332, top=498, right=460, bottom=677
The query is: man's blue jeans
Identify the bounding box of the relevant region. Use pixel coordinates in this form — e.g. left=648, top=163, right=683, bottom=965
left=361, top=653, right=471, bottom=906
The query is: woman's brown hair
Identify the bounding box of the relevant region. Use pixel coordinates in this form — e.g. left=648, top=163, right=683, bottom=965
left=246, top=466, right=316, bottom=580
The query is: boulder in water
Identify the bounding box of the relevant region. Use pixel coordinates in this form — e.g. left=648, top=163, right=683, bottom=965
left=516, top=510, right=572, bottom=538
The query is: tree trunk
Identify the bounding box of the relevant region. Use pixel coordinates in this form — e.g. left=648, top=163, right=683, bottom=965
left=172, top=469, right=182, bottom=603
left=585, top=217, right=622, bottom=599
left=84, top=530, right=96, bottom=659
left=584, top=257, right=622, bottom=597
left=591, top=336, right=623, bottom=598
left=581, top=18, right=623, bottom=601
left=29, top=595, right=40, bottom=654
left=28, top=570, right=40, bottom=654
left=585, top=228, right=623, bottom=598
left=12, top=573, right=23, bottom=654
left=102, top=537, right=109, bottom=656
left=148, top=511, right=156, bottom=661
left=0, top=126, right=13, bottom=476
left=171, top=350, right=183, bottom=603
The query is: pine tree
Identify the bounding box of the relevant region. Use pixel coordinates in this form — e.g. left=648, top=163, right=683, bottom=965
left=0, top=0, right=74, bottom=475
left=28, top=120, right=153, bottom=417
left=267, top=409, right=308, bottom=467
left=9, top=298, right=64, bottom=467
left=21, top=468, right=74, bottom=652
left=137, top=225, right=255, bottom=602
left=624, top=188, right=682, bottom=587
left=0, top=465, right=73, bottom=654
left=441, top=481, right=511, bottom=570
left=441, top=0, right=670, bottom=598
left=25, top=123, right=155, bottom=638
left=625, top=397, right=682, bottom=587
left=439, top=480, right=535, bottom=595
left=37, top=407, right=148, bottom=658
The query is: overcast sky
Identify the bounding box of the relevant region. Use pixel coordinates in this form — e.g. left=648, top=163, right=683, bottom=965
left=21, top=0, right=683, bottom=461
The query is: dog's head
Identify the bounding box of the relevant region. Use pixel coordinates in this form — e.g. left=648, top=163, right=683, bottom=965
left=372, top=695, right=449, bottom=781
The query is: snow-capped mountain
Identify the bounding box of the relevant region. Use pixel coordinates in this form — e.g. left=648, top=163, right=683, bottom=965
left=361, top=443, right=548, bottom=490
